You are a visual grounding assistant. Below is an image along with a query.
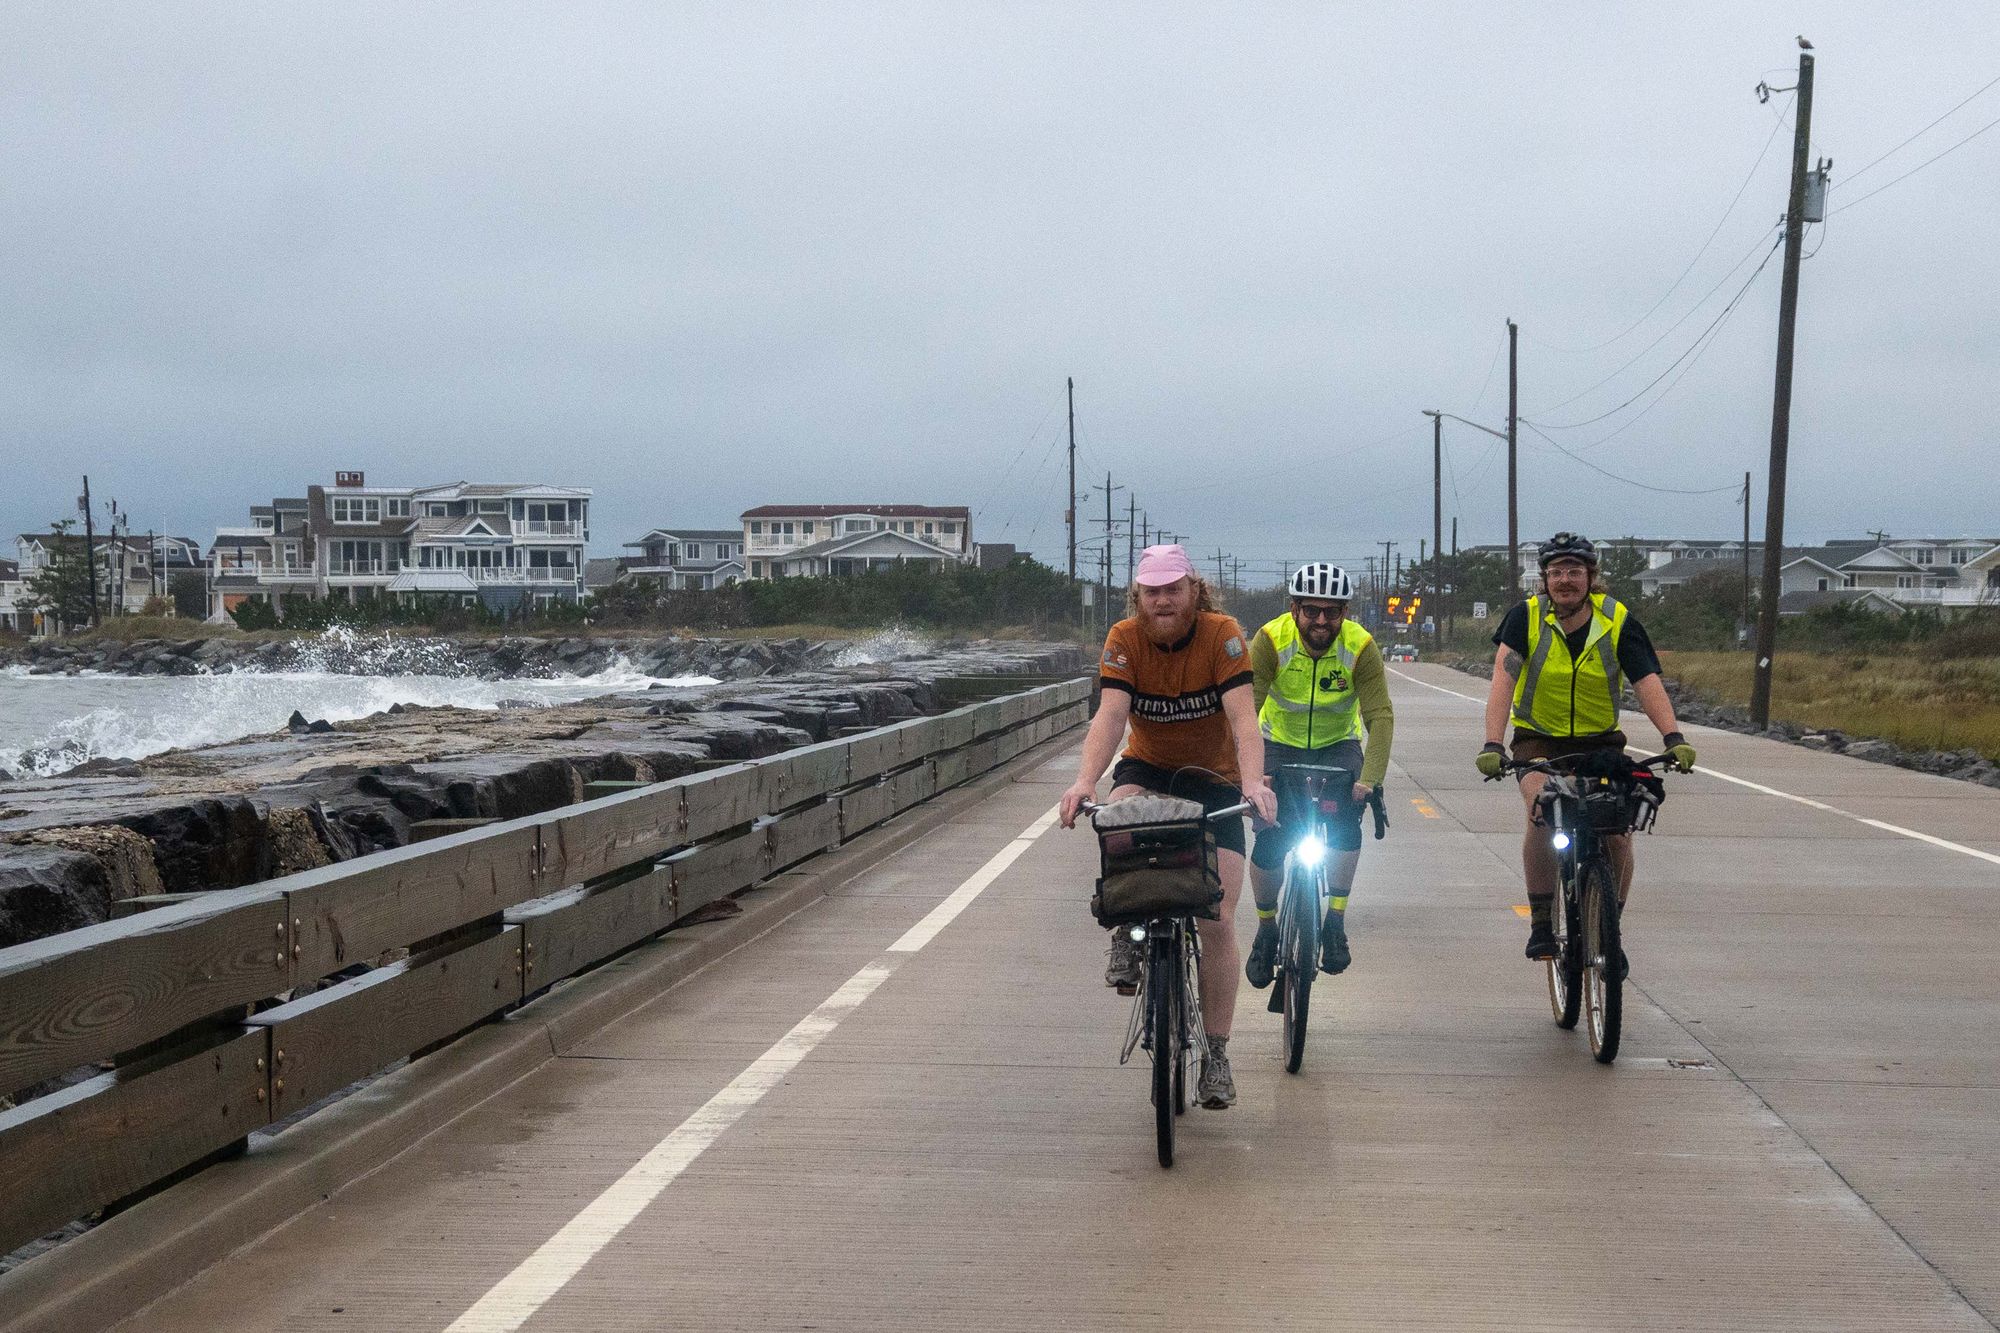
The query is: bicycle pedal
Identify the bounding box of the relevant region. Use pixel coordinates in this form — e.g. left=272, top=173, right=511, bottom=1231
left=1115, top=982, right=1137, bottom=996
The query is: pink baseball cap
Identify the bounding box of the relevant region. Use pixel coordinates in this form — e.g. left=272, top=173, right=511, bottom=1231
left=1134, top=543, right=1197, bottom=586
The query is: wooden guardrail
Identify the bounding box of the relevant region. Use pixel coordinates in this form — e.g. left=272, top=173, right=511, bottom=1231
left=0, top=675, right=1091, bottom=1257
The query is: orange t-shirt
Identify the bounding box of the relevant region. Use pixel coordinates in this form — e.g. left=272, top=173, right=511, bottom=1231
left=1098, top=611, right=1255, bottom=785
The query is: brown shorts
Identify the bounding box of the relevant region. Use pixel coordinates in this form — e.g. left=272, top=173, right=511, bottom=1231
left=1508, top=729, right=1629, bottom=767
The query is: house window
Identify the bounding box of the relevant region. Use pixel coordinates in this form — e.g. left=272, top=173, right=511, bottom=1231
left=923, top=522, right=935, bottom=536
left=1897, top=575, right=1915, bottom=589
left=802, top=522, right=816, bottom=537
left=1911, top=548, right=1934, bottom=565
left=779, top=522, right=795, bottom=538
left=385, top=498, right=411, bottom=518
left=750, top=522, right=763, bottom=536
left=940, top=522, right=957, bottom=537
left=752, top=560, right=765, bottom=577
left=845, top=519, right=869, bottom=534
left=1843, top=574, right=1856, bottom=588
left=1816, top=578, right=1829, bottom=591
left=478, top=500, right=507, bottom=515
left=331, top=497, right=381, bottom=524
left=1951, top=547, right=1977, bottom=564
left=685, top=543, right=702, bottom=560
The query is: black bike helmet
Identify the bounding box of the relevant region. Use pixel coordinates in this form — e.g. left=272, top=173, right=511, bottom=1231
left=1537, top=532, right=1599, bottom=570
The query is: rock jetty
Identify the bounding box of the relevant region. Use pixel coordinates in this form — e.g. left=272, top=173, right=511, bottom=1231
left=0, top=638, right=1085, bottom=949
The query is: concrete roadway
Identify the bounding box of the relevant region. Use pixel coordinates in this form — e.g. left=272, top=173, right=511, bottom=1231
left=112, top=663, right=2000, bottom=1331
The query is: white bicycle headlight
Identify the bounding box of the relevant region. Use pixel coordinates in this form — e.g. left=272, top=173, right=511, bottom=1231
left=1128, top=925, right=1147, bottom=941
left=1551, top=831, right=1572, bottom=851
left=1296, top=835, right=1327, bottom=867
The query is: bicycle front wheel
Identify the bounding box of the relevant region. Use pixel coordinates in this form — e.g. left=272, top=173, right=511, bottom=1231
left=1582, top=859, right=1623, bottom=1063
left=1281, top=869, right=1319, bottom=1074
left=1149, top=931, right=1179, bottom=1166
left=1549, top=883, right=1584, bottom=1030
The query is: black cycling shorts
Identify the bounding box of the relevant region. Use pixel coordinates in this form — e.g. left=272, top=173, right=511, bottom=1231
left=1251, top=737, right=1367, bottom=870
left=1108, top=756, right=1247, bottom=857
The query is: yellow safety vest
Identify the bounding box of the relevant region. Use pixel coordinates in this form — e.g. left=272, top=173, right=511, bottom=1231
left=1511, top=592, right=1629, bottom=737
left=1258, top=614, right=1373, bottom=748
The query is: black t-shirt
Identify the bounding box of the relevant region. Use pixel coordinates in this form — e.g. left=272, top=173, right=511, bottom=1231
left=1492, top=599, right=1662, bottom=683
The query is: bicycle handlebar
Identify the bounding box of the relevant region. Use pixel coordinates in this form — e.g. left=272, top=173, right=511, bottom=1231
left=1485, top=751, right=1678, bottom=782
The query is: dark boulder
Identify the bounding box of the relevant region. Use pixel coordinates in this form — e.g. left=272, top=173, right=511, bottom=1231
left=0, top=845, right=112, bottom=949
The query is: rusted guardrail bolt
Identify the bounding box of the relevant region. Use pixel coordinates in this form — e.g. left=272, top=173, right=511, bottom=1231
left=275, top=1048, right=286, bottom=1065
left=255, top=1088, right=266, bottom=1103
left=274, top=1078, right=284, bottom=1093
left=256, top=1057, right=266, bottom=1071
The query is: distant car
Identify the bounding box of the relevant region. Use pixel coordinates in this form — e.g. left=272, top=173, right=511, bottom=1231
left=1388, top=643, right=1419, bottom=662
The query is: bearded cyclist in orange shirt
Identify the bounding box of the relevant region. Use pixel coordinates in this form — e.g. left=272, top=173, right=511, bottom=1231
left=1060, top=544, right=1278, bottom=1110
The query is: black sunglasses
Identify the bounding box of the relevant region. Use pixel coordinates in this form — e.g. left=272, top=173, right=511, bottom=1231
left=1293, top=604, right=1344, bottom=622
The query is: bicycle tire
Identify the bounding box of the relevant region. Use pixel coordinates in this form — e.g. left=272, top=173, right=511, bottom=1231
left=1150, top=930, right=1178, bottom=1166
left=1281, top=867, right=1318, bottom=1074
left=1582, top=859, right=1622, bottom=1063
left=1549, top=884, right=1584, bottom=1030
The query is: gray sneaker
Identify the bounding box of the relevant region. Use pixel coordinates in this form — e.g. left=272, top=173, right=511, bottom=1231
left=1198, top=1038, right=1236, bottom=1109
left=1104, top=932, right=1143, bottom=991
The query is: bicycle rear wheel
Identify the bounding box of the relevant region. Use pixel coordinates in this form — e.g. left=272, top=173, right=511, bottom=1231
left=1582, top=859, right=1622, bottom=1063
left=1548, top=883, right=1584, bottom=1030
left=1281, top=868, right=1319, bottom=1074
left=1149, top=931, right=1178, bottom=1166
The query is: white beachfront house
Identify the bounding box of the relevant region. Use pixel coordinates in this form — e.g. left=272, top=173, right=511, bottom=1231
left=208, top=472, right=592, bottom=620
left=739, top=504, right=972, bottom=580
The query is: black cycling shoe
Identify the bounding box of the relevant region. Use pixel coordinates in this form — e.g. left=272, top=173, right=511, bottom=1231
left=1524, top=920, right=1557, bottom=961
left=1244, top=921, right=1279, bottom=990
left=1319, top=913, right=1351, bottom=975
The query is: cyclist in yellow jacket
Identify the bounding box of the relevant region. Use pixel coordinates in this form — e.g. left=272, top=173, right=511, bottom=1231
left=1475, top=533, right=1695, bottom=961
left=1243, top=563, right=1394, bottom=987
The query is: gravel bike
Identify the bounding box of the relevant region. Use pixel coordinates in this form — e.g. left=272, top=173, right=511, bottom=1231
left=1491, top=751, right=1672, bottom=1063
left=1267, top=764, right=1387, bottom=1073
left=1084, top=796, right=1247, bottom=1167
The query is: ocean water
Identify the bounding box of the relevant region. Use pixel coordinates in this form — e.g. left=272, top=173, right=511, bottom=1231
left=0, top=635, right=715, bottom=779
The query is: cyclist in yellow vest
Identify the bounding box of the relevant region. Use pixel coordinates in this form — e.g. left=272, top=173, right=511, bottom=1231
left=1244, top=563, right=1395, bottom=987
left=1475, top=533, right=1696, bottom=960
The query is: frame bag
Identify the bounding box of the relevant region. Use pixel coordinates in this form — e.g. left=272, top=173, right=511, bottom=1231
left=1089, top=795, right=1222, bottom=927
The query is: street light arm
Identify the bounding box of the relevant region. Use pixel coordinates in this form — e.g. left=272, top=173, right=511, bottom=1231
left=1423, top=409, right=1510, bottom=442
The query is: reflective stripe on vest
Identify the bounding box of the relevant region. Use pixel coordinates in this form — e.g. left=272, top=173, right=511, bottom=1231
left=1510, top=592, right=1629, bottom=736
left=1258, top=614, right=1372, bottom=747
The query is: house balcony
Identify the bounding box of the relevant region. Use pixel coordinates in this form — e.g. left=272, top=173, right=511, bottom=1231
left=1887, top=586, right=1994, bottom=607
left=518, top=521, right=584, bottom=538
left=460, top=566, right=580, bottom=585
left=326, top=563, right=400, bottom=581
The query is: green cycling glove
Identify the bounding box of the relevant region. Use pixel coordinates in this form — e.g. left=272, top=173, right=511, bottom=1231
left=1663, top=732, right=1696, bottom=774
left=1475, top=743, right=1507, bottom=779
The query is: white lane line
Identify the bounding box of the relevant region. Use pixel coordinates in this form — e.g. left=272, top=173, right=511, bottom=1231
left=1386, top=665, right=2000, bottom=871
left=445, top=802, right=1064, bottom=1333
left=889, top=803, right=1062, bottom=952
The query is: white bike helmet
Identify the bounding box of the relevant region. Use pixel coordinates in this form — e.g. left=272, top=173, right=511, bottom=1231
left=1288, top=562, right=1353, bottom=600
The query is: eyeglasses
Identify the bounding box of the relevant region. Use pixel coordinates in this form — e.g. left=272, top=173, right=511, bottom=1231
left=1293, top=604, right=1344, bottom=622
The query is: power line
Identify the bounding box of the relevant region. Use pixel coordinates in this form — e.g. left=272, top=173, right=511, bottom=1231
left=1518, top=419, right=1741, bottom=495
left=973, top=401, right=1058, bottom=521
left=1830, top=110, right=2000, bottom=217
left=1839, top=70, right=2000, bottom=187
left=1531, top=95, right=1792, bottom=357
left=1530, top=231, right=1785, bottom=431
left=1530, top=225, right=1782, bottom=420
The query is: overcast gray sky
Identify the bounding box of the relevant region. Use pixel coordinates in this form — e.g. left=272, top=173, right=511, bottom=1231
left=4, top=3, right=1996, bottom=581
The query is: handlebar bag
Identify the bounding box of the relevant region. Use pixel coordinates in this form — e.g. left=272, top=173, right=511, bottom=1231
left=1089, top=795, right=1221, bottom=926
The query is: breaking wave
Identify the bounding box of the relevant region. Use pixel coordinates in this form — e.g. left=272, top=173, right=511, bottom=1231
left=832, top=626, right=934, bottom=667
left=0, top=652, right=714, bottom=779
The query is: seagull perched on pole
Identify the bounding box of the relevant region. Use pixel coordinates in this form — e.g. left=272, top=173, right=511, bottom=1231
left=1798, top=35, right=1814, bottom=50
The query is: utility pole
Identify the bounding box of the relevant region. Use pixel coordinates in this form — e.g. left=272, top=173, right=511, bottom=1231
left=1091, top=472, right=1123, bottom=634
left=1751, top=46, right=1816, bottom=729
left=1140, top=511, right=1149, bottom=547
left=1431, top=409, right=1443, bottom=625
left=1380, top=540, right=1395, bottom=622
left=1066, top=377, right=1077, bottom=584
left=1506, top=318, right=1520, bottom=600
left=1450, top=517, right=1459, bottom=643
left=81, top=475, right=99, bottom=629
left=1126, top=495, right=1137, bottom=587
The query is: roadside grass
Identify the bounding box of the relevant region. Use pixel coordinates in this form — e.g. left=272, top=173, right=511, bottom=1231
left=1661, top=650, right=2000, bottom=759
